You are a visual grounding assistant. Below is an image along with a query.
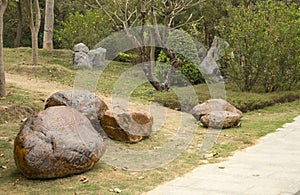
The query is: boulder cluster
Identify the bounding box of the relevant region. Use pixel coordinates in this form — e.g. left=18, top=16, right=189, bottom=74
left=14, top=90, right=153, bottom=179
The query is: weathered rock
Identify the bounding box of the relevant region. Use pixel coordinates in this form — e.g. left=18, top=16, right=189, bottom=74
left=100, top=107, right=153, bottom=143
left=73, top=43, right=90, bottom=69
left=191, top=99, right=242, bottom=128
left=200, top=111, right=241, bottom=128
left=74, top=43, right=89, bottom=53
left=45, top=90, right=109, bottom=137
left=72, top=43, right=106, bottom=69
left=191, top=99, right=242, bottom=120
left=14, top=106, right=106, bottom=179
left=88, top=47, right=106, bottom=68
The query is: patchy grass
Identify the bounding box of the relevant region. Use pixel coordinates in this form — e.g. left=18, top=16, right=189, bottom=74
left=4, top=48, right=300, bottom=112
left=1, top=81, right=300, bottom=194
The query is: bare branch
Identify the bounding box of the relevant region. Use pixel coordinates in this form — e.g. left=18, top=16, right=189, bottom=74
left=95, top=0, right=118, bottom=26
left=174, top=14, right=204, bottom=29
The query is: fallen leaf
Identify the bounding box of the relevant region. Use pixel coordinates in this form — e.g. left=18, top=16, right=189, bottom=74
left=121, top=167, right=128, bottom=171
left=218, top=166, right=225, bottom=169
left=153, top=147, right=162, bottom=150
left=113, top=188, right=122, bottom=193
left=0, top=166, right=7, bottom=169
left=21, top=118, right=27, bottom=122
left=137, top=176, right=145, bottom=180
left=12, top=178, right=20, bottom=186
left=79, top=176, right=89, bottom=183
left=252, top=174, right=260, bottom=177
left=0, top=154, right=4, bottom=157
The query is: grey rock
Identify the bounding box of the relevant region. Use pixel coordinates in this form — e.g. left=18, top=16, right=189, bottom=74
left=89, top=47, right=106, bottom=68
left=72, top=43, right=106, bottom=69
left=14, top=106, right=106, bottom=179
left=45, top=90, right=109, bottom=137
left=74, top=43, right=89, bottom=53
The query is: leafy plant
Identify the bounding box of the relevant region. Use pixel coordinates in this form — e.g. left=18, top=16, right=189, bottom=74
left=155, top=29, right=204, bottom=86
left=218, top=1, right=300, bottom=92
left=55, top=10, right=112, bottom=49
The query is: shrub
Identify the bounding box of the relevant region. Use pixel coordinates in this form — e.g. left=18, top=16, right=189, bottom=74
left=55, top=10, right=112, bottom=49
left=218, top=1, right=300, bottom=92
left=155, top=29, right=205, bottom=86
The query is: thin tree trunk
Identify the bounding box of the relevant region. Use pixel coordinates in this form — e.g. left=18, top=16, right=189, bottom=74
left=14, top=0, right=22, bottom=48
left=32, top=30, right=38, bottom=65
left=43, top=0, right=54, bottom=50
left=28, top=0, right=41, bottom=65
left=0, top=0, right=8, bottom=97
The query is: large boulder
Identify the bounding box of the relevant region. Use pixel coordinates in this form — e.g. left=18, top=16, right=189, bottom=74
left=100, top=107, right=153, bottom=143
left=45, top=90, right=109, bottom=137
left=14, top=106, right=106, bottom=179
left=191, top=99, right=242, bottom=128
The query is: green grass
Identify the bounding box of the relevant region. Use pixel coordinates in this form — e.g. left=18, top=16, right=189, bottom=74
left=0, top=84, right=299, bottom=194
left=1, top=48, right=300, bottom=194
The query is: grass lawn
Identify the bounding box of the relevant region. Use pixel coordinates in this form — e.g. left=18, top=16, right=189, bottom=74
left=0, top=48, right=300, bottom=194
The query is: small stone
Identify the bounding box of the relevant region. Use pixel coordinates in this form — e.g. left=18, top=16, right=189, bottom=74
left=0, top=154, right=4, bottom=157
left=0, top=166, right=7, bottom=169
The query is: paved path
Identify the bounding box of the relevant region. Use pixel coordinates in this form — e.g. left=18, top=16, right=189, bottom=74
left=148, top=115, right=300, bottom=195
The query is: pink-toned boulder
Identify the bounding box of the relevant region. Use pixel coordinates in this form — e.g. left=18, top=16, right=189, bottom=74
left=191, top=99, right=242, bottom=128
left=100, top=107, right=153, bottom=143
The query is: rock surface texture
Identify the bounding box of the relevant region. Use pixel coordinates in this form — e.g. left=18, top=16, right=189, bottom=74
left=72, top=43, right=106, bottom=69
left=191, top=99, right=242, bottom=128
left=100, top=107, right=153, bottom=143
left=14, top=106, right=106, bottom=179
left=45, top=90, right=109, bottom=136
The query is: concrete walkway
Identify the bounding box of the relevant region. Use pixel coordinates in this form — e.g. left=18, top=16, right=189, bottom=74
left=148, top=115, right=300, bottom=195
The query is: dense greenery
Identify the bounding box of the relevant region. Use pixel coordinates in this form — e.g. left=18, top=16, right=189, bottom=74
left=55, top=10, right=112, bottom=49
left=219, top=1, right=300, bottom=92
left=155, top=30, right=204, bottom=86
left=2, top=0, right=300, bottom=93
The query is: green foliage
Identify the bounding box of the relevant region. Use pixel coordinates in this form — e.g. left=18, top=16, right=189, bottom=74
left=153, top=82, right=300, bottom=112
left=218, top=1, right=300, bottom=92
left=55, top=10, right=112, bottom=49
left=155, top=29, right=204, bottom=86
left=114, top=52, right=139, bottom=63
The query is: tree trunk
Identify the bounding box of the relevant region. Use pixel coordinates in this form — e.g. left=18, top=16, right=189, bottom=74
left=43, top=0, right=54, bottom=50
left=28, top=0, right=41, bottom=65
left=0, top=0, right=8, bottom=97
left=32, top=30, right=38, bottom=65
left=14, top=0, right=22, bottom=48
